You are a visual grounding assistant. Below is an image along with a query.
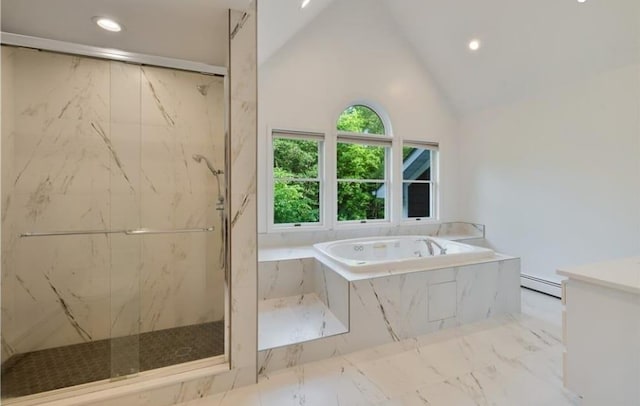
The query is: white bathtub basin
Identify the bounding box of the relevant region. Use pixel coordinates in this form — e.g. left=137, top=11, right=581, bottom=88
left=313, top=236, right=494, bottom=274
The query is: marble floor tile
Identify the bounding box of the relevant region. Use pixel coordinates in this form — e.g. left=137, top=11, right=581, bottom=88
left=455, top=316, right=562, bottom=367
left=180, top=384, right=261, bottom=406
left=521, top=287, right=562, bottom=326
left=352, top=349, right=446, bottom=398
left=180, top=289, right=577, bottom=406
left=258, top=357, right=389, bottom=406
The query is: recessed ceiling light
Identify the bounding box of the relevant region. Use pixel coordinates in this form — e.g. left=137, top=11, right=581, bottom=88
left=94, top=17, right=122, bottom=32
left=468, top=39, right=481, bottom=51
left=301, top=0, right=312, bottom=9
left=577, top=0, right=586, bottom=3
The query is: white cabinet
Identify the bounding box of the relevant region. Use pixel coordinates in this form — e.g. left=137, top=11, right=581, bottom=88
left=558, top=257, right=640, bottom=406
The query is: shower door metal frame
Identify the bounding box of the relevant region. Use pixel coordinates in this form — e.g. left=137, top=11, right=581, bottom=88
left=1, top=32, right=227, bottom=76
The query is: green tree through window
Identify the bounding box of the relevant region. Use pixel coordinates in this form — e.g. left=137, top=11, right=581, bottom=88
left=337, top=105, right=385, bottom=134
left=336, top=105, right=388, bottom=221
left=273, top=137, right=321, bottom=224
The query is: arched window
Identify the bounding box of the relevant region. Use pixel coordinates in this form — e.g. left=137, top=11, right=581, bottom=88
left=336, top=105, right=386, bottom=135
left=336, top=104, right=390, bottom=223
left=269, top=103, right=437, bottom=231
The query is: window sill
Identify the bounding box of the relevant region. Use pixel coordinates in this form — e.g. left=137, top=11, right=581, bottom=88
left=266, top=219, right=441, bottom=234
left=400, top=218, right=440, bottom=225
left=267, top=224, right=328, bottom=233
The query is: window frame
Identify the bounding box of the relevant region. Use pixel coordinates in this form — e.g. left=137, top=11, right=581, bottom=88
left=267, top=129, right=326, bottom=232
left=400, top=141, right=439, bottom=224
left=265, top=106, right=442, bottom=233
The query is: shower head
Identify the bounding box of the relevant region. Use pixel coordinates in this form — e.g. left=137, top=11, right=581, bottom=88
left=192, top=154, right=222, bottom=175
left=192, top=153, right=224, bottom=203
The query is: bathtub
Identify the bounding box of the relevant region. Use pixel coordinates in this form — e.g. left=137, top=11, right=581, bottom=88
left=313, top=236, right=494, bottom=274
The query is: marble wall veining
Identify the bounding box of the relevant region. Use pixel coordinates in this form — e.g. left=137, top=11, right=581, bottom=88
left=1, top=46, right=17, bottom=365
left=257, top=257, right=521, bottom=374
left=1, top=46, right=226, bottom=355
left=86, top=4, right=259, bottom=404
left=227, top=2, right=259, bottom=387
left=258, top=258, right=350, bottom=351
left=258, top=258, right=316, bottom=301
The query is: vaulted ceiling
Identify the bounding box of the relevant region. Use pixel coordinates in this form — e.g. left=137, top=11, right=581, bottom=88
left=3, top=0, right=638, bottom=114
left=257, top=0, right=337, bottom=65
left=259, top=0, right=640, bottom=115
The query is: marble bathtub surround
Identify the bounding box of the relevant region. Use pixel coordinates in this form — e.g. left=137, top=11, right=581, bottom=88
left=258, top=246, right=521, bottom=374
left=258, top=221, right=485, bottom=249
left=259, top=258, right=316, bottom=300
left=258, top=259, right=349, bottom=351
left=258, top=294, right=347, bottom=351
left=1, top=46, right=227, bottom=362
left=260, top=242, right=514, bottom=282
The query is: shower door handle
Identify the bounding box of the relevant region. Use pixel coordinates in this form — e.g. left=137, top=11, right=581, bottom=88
left=19, top=229, right=123, bottom=237
left=124, top=227, right=214, bottom=235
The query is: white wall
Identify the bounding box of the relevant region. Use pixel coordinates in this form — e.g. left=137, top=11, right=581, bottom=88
left=257, top=0, right=458, bottom=234
left=459, top=65, right=640, bottom=288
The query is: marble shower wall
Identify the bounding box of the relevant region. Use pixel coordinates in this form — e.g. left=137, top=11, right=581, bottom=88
left=1, top=46, right=17, bottom=365
left=226, top=2, right=259, bottom=387
left=1, top=46, right=226, bottom=354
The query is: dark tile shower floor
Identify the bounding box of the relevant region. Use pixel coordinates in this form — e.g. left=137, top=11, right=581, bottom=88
left=1, top=321, right=224, bottom=399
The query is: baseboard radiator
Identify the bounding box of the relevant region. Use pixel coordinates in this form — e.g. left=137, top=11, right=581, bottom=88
left=521, top=273, right=562, bottom=298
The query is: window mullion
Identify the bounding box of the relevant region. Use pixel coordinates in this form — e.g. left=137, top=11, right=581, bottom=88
left=337, top=179, right=385, bottom=183
left=275, top=178, right=321, bottom=182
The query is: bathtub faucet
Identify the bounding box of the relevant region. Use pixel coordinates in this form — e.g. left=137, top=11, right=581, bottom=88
left=422, top=239, right=447, bottom=256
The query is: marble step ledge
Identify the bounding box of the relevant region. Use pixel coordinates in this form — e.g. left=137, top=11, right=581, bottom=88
left=258, top=294, right=349, bottom=351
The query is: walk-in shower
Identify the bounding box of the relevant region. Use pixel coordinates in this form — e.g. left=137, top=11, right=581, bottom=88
left=0, top=42, right=228, bottom=400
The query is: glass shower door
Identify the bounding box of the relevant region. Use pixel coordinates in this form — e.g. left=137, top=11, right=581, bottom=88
left=1, top=46, right=226, bottom=400
left=108, top=60, right=143, bottom=379
left=107, top=62, right=226, bottom=376
left=132, top=65, right=226, bottom=371
left=1, top=47, right=130, bottom=396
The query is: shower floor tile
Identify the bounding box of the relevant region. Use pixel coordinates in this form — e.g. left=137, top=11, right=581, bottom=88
left=258, top=293, right=348, bottom=350
left=1, top=320, right=225, bottom=399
